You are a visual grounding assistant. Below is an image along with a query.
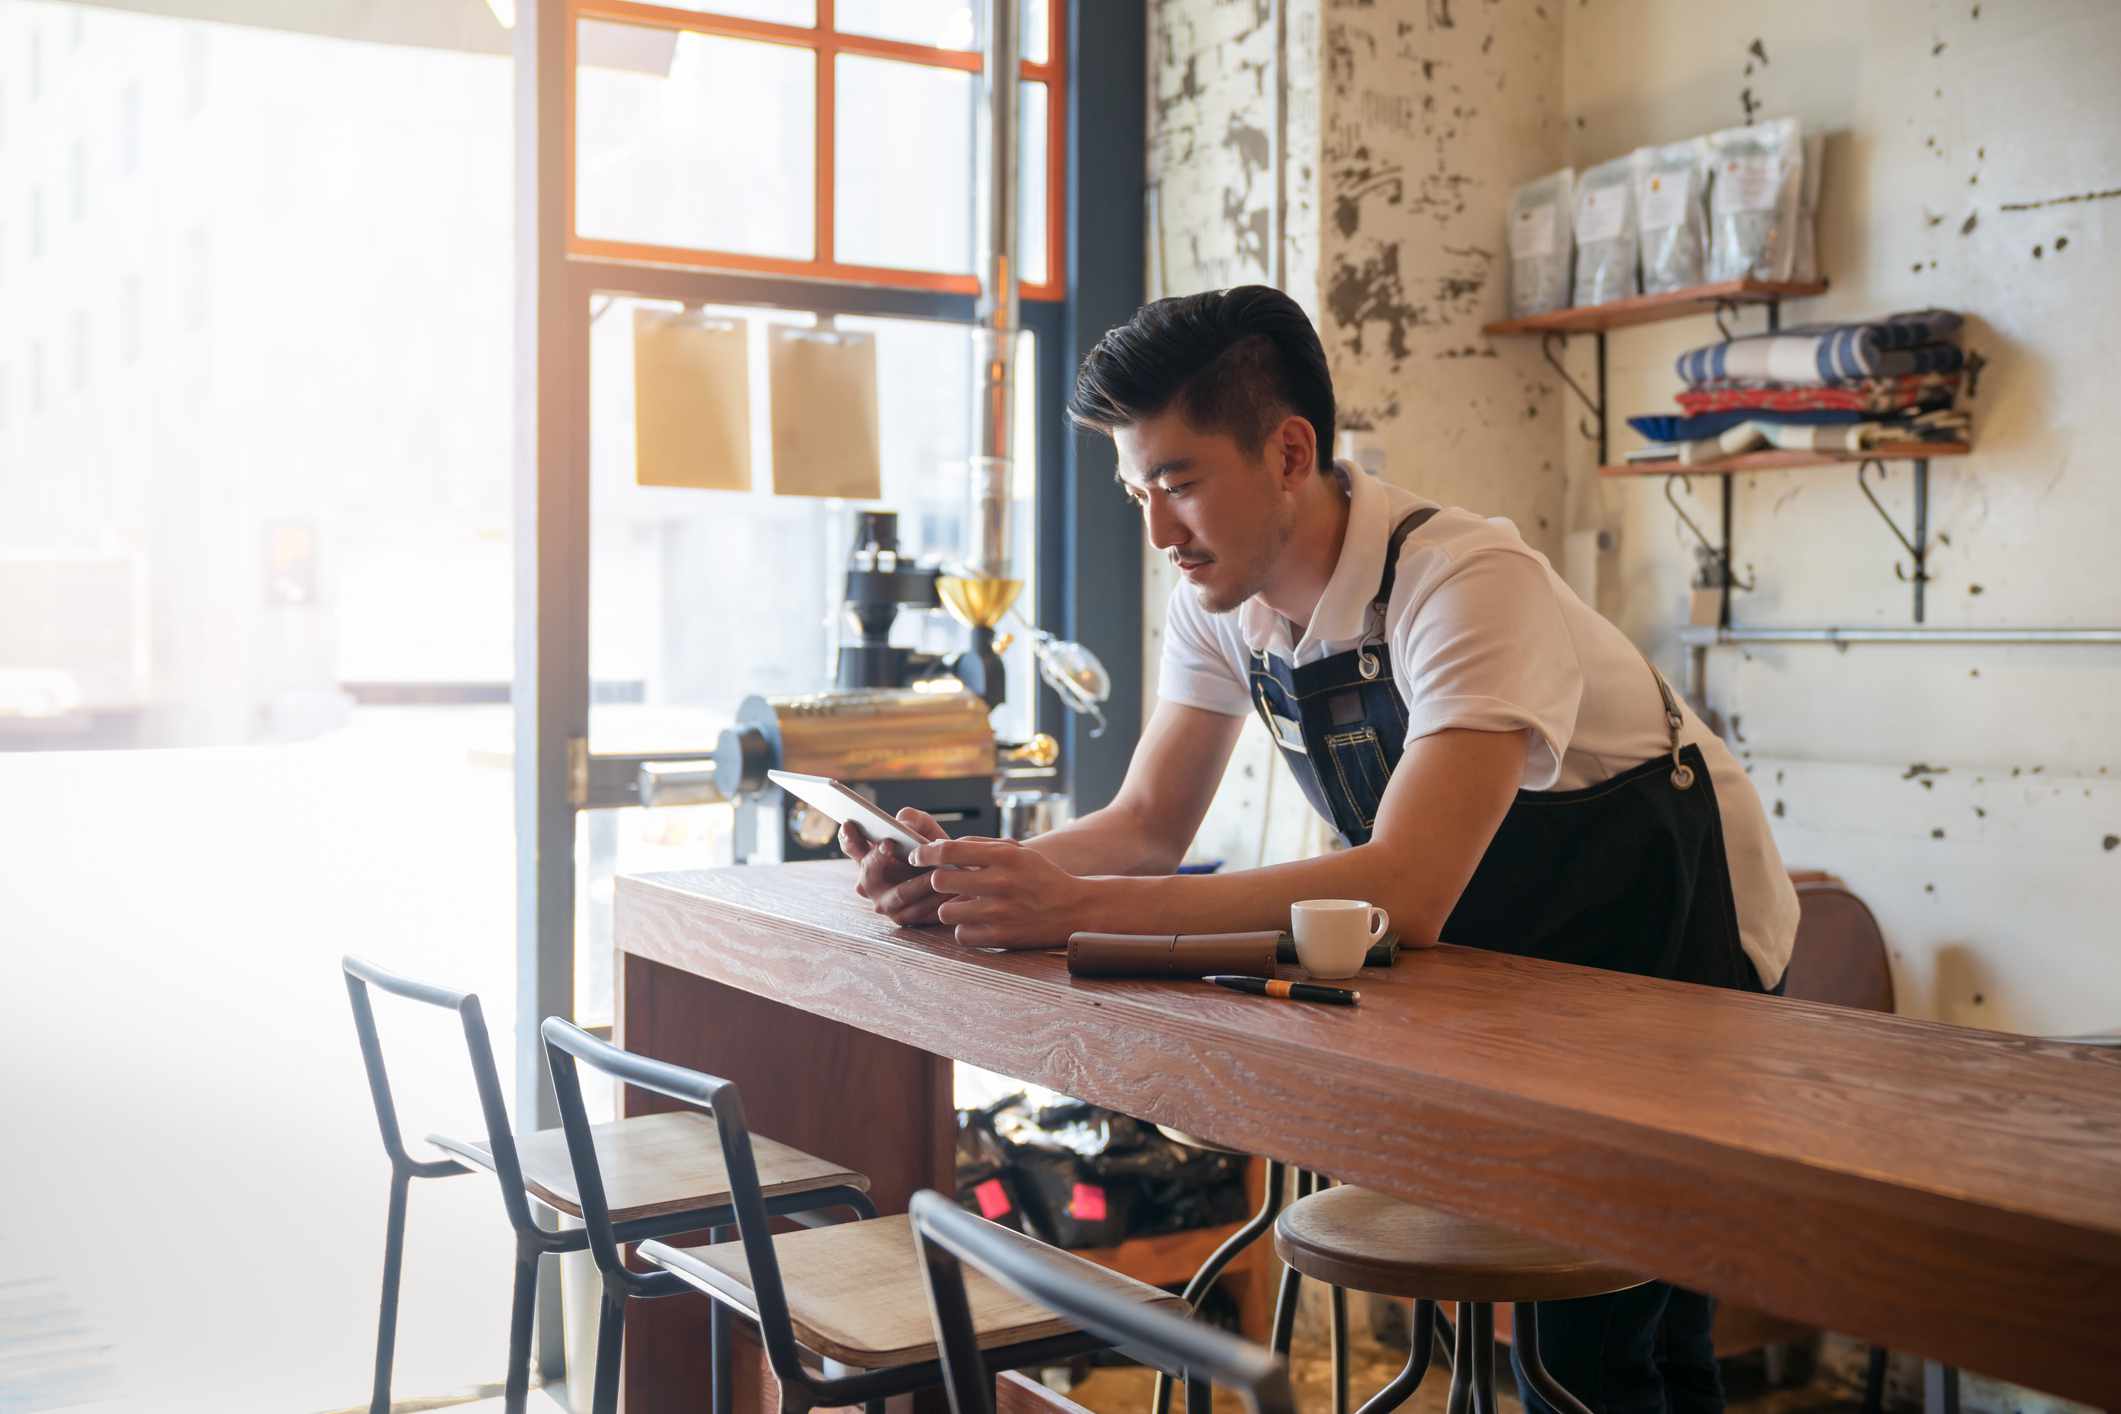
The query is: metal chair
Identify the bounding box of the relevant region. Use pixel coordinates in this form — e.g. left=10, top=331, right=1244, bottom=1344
left=540, top=1017, right=1184, bottom=1414
left=344, top=956, right=866, bottom=1414
left=909, top=1187, right=1297, bottom=1414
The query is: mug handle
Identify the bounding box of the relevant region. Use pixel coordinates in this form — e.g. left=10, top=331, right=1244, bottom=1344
left=1367, top=907, right=1390, bottom=942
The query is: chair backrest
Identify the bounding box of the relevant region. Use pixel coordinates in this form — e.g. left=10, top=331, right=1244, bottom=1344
left=538, top=1017, right=807, bottom=1376
left=1779, top=872, right=1895, bottom=1013
left=341, top=955, right=539, bottom=1228
left=907, top=1190, right=1295, bottom=1414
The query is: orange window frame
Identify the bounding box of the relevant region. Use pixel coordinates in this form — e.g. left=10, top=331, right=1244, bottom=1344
left=567, top=0, right=1067, bottom=301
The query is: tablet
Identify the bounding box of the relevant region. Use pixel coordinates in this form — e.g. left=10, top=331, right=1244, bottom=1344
left=766, top=770, right=934, bottom=858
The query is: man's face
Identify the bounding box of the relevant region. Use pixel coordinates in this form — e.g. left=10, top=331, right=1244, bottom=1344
left=1114, top=409, right=1298, bottom=614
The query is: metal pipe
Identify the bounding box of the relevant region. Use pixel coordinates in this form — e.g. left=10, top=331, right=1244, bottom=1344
left=968, top=0, right=1020, bottom=580
left=1680, top=626, right=2121, bottom=646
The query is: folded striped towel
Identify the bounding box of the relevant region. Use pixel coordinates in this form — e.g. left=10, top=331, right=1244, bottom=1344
left=1676, top=310, right=1964, bottom=386
left=1673, top=410, right=1969, bottom=465
left=1627, top=409, right=1872, bottom=443
left=1675, top=371, right=1961, bottom=416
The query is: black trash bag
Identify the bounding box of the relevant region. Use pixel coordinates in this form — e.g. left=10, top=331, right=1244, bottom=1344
left=953, top=1096, right=1030, bottom=1232
left=1006, top=1143, right=1137, bottom=1248
left=974, top=1095, right=1249, bottom=1246
left=1116, top=1133, right=1249, bottom=1237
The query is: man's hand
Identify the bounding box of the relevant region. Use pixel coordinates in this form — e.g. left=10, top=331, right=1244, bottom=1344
left=841, top=808, right=950, bottom=926
left=914, top=838, right=1092, bottom=949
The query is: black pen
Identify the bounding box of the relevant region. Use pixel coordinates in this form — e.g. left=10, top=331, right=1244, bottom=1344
left=1203, top=974, right=1360, bottom=1006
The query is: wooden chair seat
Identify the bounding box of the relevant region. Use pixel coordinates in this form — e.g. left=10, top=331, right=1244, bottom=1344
left=428, top=1110, right=866, bottom=1223
left=1273, top=1187, right=1644, bottom=1303
left=644, top=1213, right=1184, bottom=1367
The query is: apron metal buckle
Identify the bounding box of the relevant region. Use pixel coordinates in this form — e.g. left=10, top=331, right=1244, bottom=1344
left=1670, top=758, right=1696, bottom=790
left=1358, top=649, right=1381, bottom=681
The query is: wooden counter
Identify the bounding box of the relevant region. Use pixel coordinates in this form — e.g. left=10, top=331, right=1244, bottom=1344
left=615, top=861, right=2121, bottom=1411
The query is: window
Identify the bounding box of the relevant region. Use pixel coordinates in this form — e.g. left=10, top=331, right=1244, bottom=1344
left=121, top=79, right=142, bottom=172
left=120, top=273, right=142, bottom=365
left=28, top=26, right=40, bottom=100
left=71, top=310, right=89, bottom=393
left=569, top=0, right=1065, bottom=299
left=183, top=26, right=206, bottom=114
left=183, top=227, right=207, bottom=329
left=72, top=139, right=87, bottom=220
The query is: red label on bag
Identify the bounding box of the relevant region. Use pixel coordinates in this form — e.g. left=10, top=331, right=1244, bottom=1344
left=973, top=1178, right=1013, bottom=1220
left=1069, top=1182, right=1108, bottom=1221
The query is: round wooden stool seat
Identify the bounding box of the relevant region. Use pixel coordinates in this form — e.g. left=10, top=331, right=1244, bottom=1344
left=1152, top=1123, right=1245, bottom=1155
left=1273, top=1187, right=1645, bottom=1303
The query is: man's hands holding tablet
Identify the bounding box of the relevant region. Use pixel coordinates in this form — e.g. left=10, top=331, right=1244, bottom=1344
left=842, top=812, right=1093, bottom=947
left=841, top=808, right=952, bottom=926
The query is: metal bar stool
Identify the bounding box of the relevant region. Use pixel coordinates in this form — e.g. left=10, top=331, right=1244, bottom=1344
left=1147, top=1137, right=1349, bottom=1414
left=912, top=1188, right=1299, bottom=1414
left=344, top=956, right=868, bottom=1414
left=541, top=1018, right=1188, bottom=1414
left=1272, top=1186, right=1646, bottom=1414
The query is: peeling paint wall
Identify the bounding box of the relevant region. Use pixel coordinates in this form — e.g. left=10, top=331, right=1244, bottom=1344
left=1563, top=0, right=2121, bottom=1035
left=1318, top=0, right=1565, bottom=543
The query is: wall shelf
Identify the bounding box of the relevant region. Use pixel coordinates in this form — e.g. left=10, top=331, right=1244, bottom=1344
left=1482, top=278, right=1829, bottom=337
left=1599, top=443, right=1971, bottom=478
left=1485, top=276, right=1961, bottom=627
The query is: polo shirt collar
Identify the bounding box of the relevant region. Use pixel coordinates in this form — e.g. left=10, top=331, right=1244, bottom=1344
left=1237, top=459, right=1391, bottom=661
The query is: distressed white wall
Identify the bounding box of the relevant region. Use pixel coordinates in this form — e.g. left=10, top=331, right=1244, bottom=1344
left=1141, top=0, right=2120, bottom=1035
left=1562, top=0, right=2121, bottom=1035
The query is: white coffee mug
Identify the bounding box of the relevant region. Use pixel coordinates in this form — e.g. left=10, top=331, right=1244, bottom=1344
left=1290, top=899, right=1389, bottom=979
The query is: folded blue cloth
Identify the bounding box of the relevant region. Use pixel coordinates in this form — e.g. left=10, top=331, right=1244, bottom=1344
left=1676, top=310, right=1965, bottom=387
left=1627, top=409, right=1867, bottom=442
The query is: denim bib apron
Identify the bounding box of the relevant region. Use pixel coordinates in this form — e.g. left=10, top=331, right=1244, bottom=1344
left=1245, top=507, right=1760, bottom=993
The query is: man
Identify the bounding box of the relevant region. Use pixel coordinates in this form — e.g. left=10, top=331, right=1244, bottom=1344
left=842, top=285, right=1797, bottom=1414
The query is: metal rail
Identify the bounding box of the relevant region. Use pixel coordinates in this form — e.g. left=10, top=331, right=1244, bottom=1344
left=1681, top=626, right=2121, bottom=646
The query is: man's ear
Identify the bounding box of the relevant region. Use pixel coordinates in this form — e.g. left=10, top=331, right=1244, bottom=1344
left=1273, top=413, right=1317, bottom=488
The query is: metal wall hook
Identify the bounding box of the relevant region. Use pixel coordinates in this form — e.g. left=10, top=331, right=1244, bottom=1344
left=1856, top=460, right=1920, bottom=562
left=1664, top=476, right=1755, bottom=592
left=1855, top=458, right=1933, bottom=621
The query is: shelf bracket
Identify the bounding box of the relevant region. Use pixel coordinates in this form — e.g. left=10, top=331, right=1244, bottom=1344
left=1541, top=331, right=1607, bottom=463
left=1855, top=458, right=1931, bottom=623
left=1665, top=475, right=1754, bottom=593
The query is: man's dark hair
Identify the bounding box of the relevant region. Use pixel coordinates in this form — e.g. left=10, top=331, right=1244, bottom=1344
left=1066, top=286, right=1335, bottom=471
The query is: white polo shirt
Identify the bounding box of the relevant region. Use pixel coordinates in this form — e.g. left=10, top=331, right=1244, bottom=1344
left=1159, top=462, right=1797, bottom=989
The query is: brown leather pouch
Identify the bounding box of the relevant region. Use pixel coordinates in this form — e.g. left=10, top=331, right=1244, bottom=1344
left=1066, top=932, right=1279, bottom=978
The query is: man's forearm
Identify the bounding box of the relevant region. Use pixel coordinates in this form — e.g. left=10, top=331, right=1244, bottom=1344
left=1023, top=800, right=1185, bottom=877
left=1075, top=845, right=1442, bottom=943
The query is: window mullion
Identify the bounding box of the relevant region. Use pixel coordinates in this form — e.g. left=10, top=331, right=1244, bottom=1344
left=815, top=0, right=834, bottom=269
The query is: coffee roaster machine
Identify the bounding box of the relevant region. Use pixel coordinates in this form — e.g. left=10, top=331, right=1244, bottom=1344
left=702, top=508, right=1110, bottom=864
